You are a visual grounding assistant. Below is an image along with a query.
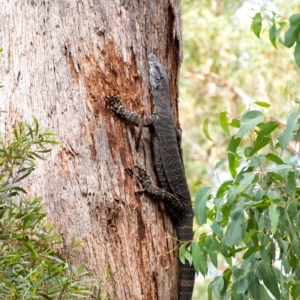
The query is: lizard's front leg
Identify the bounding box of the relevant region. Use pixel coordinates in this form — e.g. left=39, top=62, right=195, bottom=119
left=106, top=95, right=155, bottom=127
left=135, top=166, right=188, bottom=225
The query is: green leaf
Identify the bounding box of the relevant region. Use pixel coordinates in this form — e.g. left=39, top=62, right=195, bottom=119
left=240, top=172, right=256, bottom=186
left=216, top=180, right=233, bottom=198
left=247, top=271, right=261, bottom=300
left=284, top=13, right=300, bottom=48
left=213, top=276, right=225, bottom=298
left=269, top=203, right=279, bottom=234
left=251, top=13, right=262, bottom=38
left=249, top=121, right=278, bottom=156
left=194, top=187, right=212, bottom=225
left=235, top=110, right=265, bottom=138
left=291, top=283, right=300, bottom=300
left=226, top=187, right=237, bottom=205
left=280, top=111, right=300, bottom=149
left=277, top=22, right=288, bottom=45
left=242, top=246, right=259, bottom=259
left=287, top=170, right=296, bottom=192
left=219, top=112, right=230, bottom=136
left=211, top=220, right=222, bottom=237
left=192, top=242, right=207, bottom=276
left=228, top=136, right=241, bottom=178
left=294, top=42, right=300, bottom=69
left=269, top=20, right=278, bottom=49
left=260, top=284, right=274, bottom=300
left=222, top=268, right=232, bottom=295
left=179, top=244, right=187, bottom=264
left=208, top=248, right=218, bottom=268
left=254, top=101, right=271, bottom=108
left=206, top=235, right=218, bottom=267
left=203, top=117, right=213, bottom=141
left=229, top=118, right=240, bottom=128
left=236, top=275, right=247, bottom=294
left=215, top=158, right=227, bottom=170
left=265, top=153, right=284, bottom=165
left=258, top=263, right=281, bottom=299
left=208, top=281, right=214, bottom=300
left=244, top=228, right=258, bottom=244
left=224, top=210, right=244, bottom=247
left=192, top=179, right=202, bottom=189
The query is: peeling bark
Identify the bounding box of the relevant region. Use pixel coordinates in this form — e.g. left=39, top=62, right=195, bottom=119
left=0, top=1, right=183, bottom=299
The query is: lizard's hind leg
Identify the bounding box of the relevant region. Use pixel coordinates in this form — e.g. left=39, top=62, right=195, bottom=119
left=135, top=166, right=187, bottom=224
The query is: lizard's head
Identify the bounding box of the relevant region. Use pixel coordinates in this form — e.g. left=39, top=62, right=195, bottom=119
left=148, top=54, right=168, bottom=90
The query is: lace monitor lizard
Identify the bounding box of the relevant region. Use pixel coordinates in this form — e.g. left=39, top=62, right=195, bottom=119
left=106, top=54, right=195, bottom=300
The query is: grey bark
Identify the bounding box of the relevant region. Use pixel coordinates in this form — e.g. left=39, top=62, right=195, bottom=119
left=0, top=1, right=183, bottom=299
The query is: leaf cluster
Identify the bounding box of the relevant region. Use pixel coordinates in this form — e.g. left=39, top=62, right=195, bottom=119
left=251, top=11, right=300, bottom=68
left=191, top=106, right=300, bottom=299
left=180, top=0, right=300, bottom=194
left=0, top=117, right=58, bottom=200
left=0, top=118, right=108, bottom=299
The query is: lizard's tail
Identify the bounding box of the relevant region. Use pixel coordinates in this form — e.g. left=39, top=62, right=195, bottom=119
left=177, top=212, right=195, bottom=300
left=179, top=262, right=195, bottom=300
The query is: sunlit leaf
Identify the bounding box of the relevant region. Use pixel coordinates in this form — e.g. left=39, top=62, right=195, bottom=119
left=269, top=20, right=278, bottom=49
left=254, top=101, right=271, bottom=108
left=203, top=117, right=213, bottom=141
left=179, top=244, right=187, bottom=264
left=251, top=13, right=262, bottom=38
left=219, top=112, right=230, bottom=136
left=265, top=153, right=284, bottom=164
left=192, top=179, right=202, bottom=189
left=228, top=136, right=241, bottom=178
left=228, top=119, right=240, bottom=128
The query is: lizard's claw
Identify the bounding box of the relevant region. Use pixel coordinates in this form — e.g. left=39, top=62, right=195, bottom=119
left=105, top=95, right=123, bottom=112
left=135, top=166, right=152, bottom=188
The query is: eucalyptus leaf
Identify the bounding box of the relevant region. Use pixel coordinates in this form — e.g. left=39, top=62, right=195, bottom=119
left=224, top=210, right=244, bottom=247
left=258, top=264, right=281, bottom=299
left=280, top=111, right=300, bottom=149
left=235, top=110, right=265, bottom=138
left=247, top=271, right=260, bottom=300
left=251, top=13, right=262, bottom=38
left=220, top=112, right=230, bottom=136
left=203, top=117, right=213, bottom=141
left=194, top=187, right=212, bottom=225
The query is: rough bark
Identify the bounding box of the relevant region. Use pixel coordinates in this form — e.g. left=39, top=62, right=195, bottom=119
left=0, top=1, right=183, bottom=299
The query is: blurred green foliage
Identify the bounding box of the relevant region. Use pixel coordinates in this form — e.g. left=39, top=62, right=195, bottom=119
left=180, top=0, right=300, bottom=192
left=179, top=1, right=300, bottom=299
left=0, top=118, right=110, bottom=299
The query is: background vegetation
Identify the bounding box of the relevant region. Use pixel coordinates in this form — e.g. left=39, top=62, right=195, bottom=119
left=179, top=1, right=300, bottom=299
left=180, top=0, right=300, bottom=190
left=0, top=115, right=109, bottom=298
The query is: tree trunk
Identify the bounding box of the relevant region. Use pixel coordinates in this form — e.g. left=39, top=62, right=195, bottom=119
left=0, top=1, right=183, bottom=299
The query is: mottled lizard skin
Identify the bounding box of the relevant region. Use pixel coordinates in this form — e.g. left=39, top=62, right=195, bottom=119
left=106, top=54, right=195, bottom=300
